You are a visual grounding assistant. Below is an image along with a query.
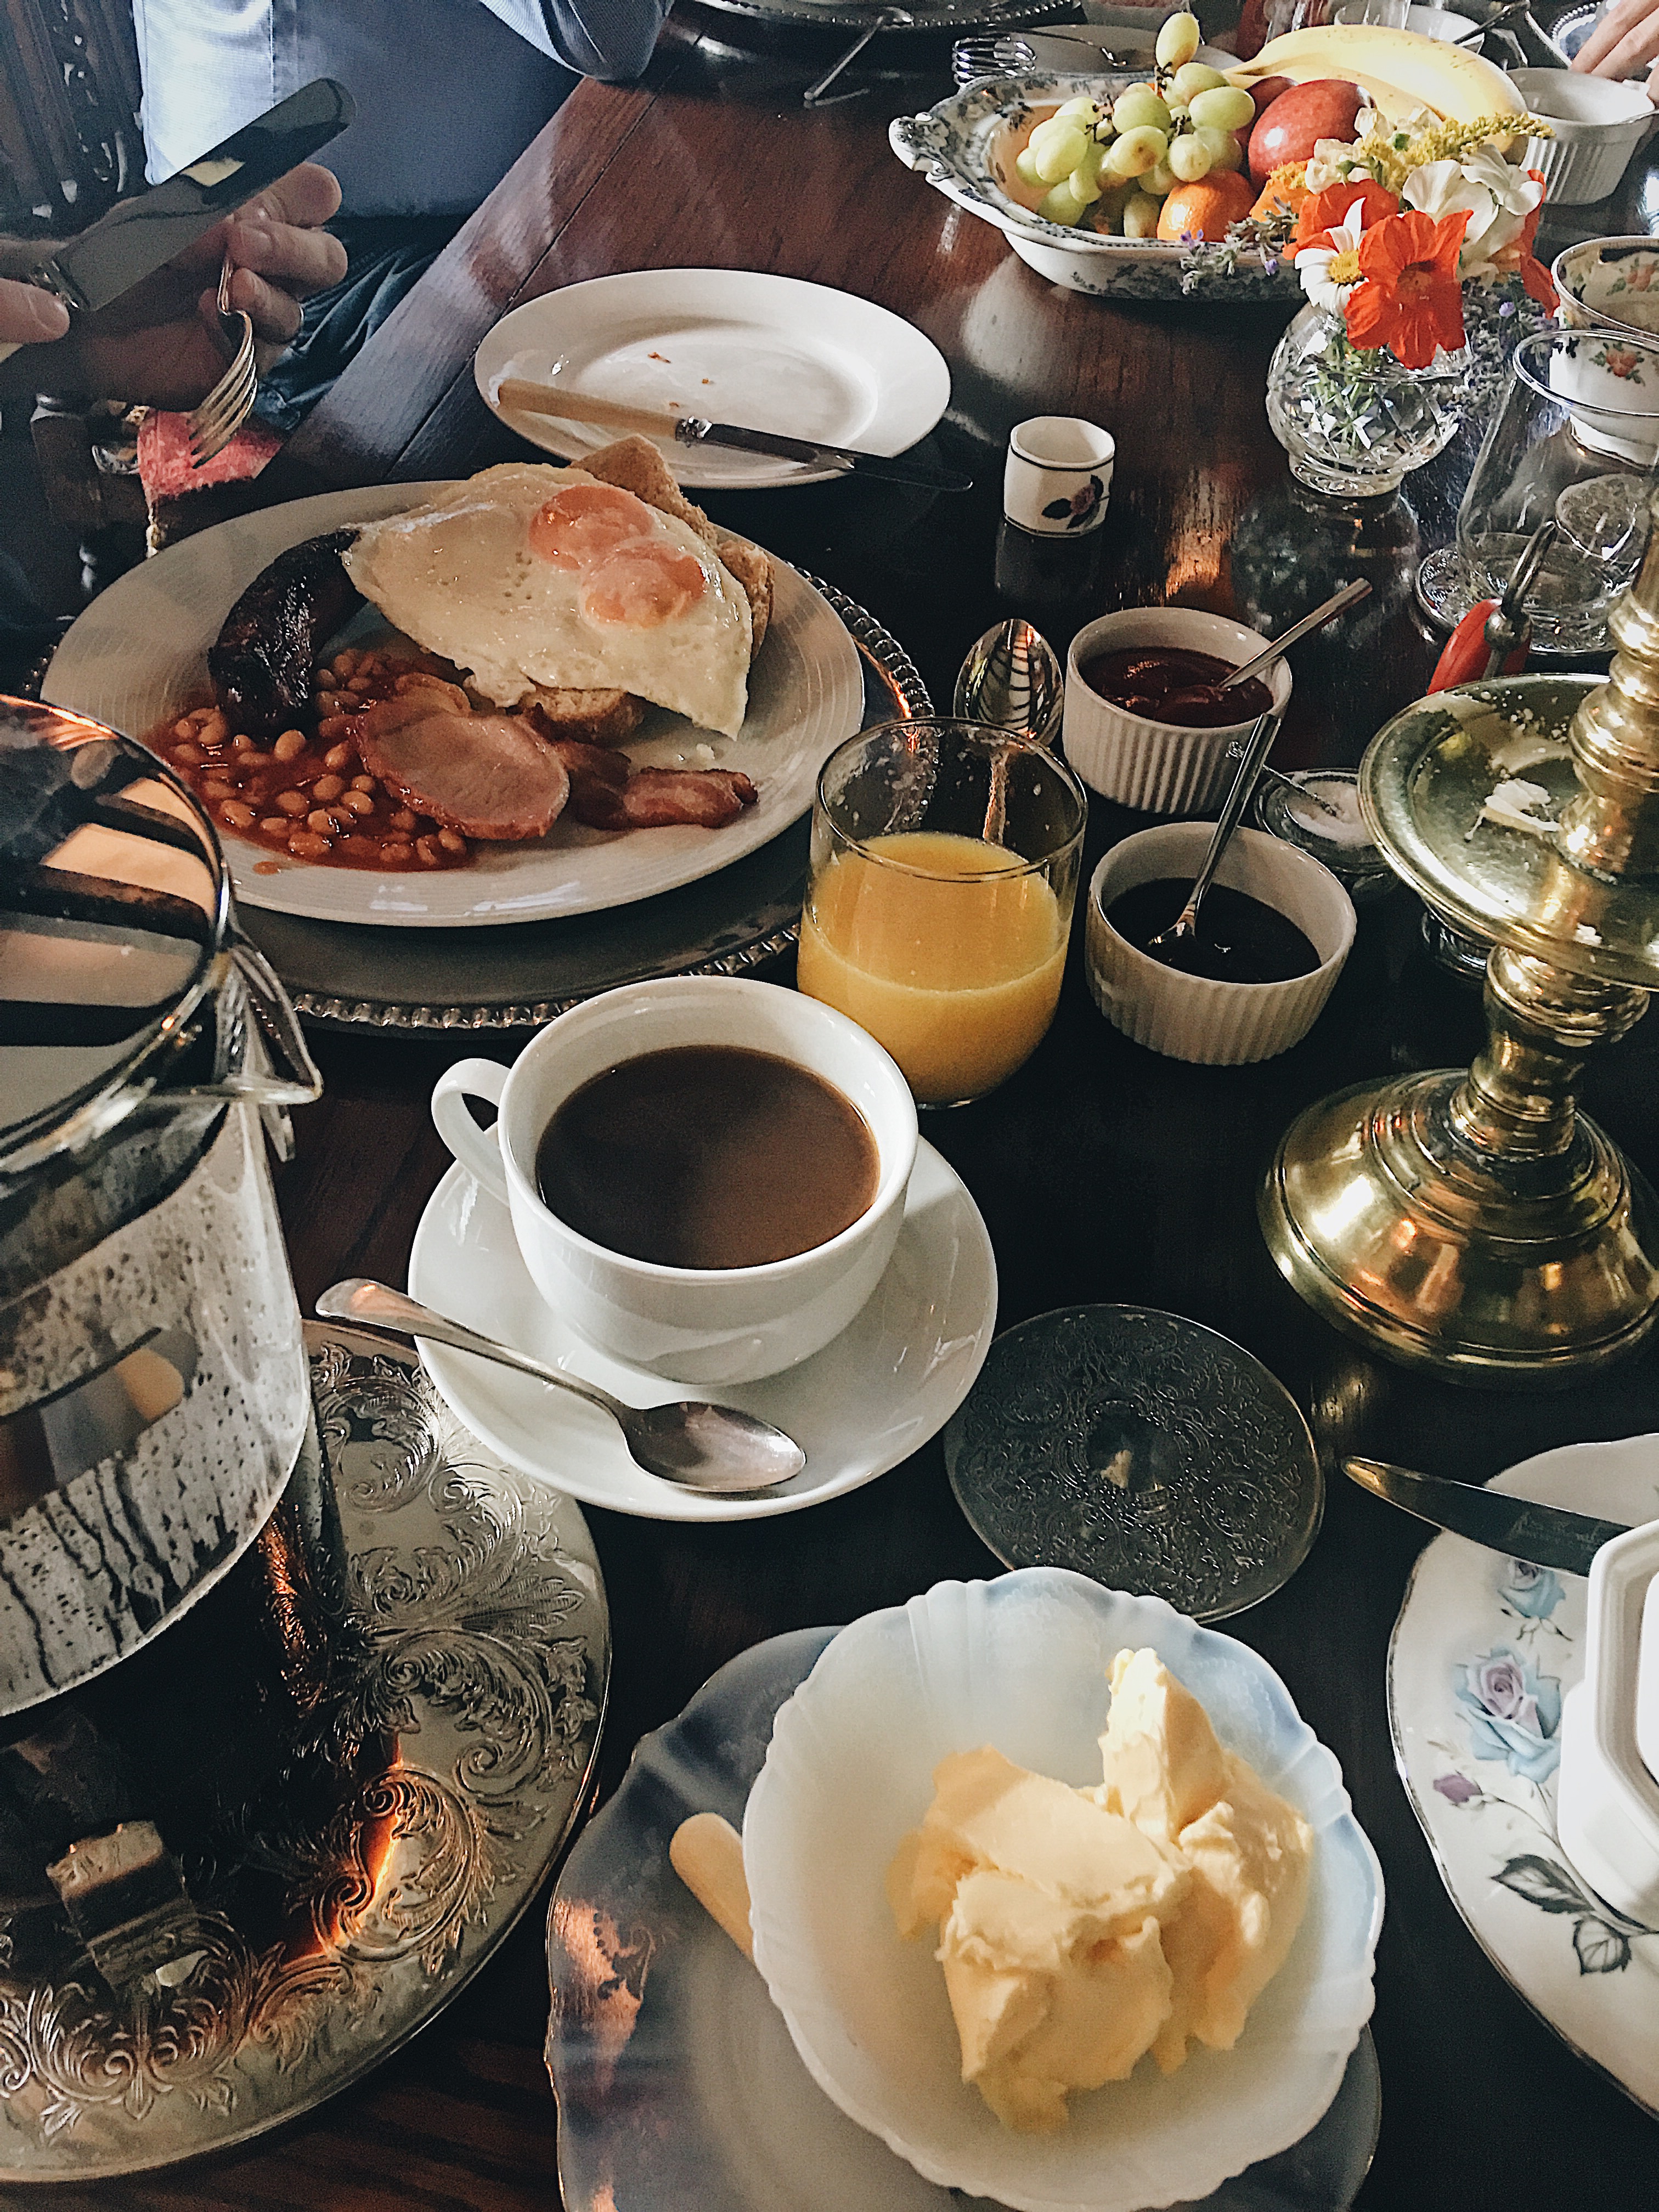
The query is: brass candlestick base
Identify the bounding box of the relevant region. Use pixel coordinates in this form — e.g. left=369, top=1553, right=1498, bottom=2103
left=1262, top=964, right=1659, bottom=1382
left=1264, top=594, right=1659, bottom=1380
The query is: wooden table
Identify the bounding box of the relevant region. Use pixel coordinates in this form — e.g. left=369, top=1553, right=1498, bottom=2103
left=54, top=23, right=1659, bottom=2207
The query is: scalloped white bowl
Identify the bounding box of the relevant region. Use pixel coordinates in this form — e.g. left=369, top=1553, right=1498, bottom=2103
left=743, top=1570, right=1383, bottom=2212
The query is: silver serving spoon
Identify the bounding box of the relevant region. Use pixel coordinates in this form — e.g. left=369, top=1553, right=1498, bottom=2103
left=953, top=618, right=1064, bottom=748
left=1217, top=578, right=1372, bottom=694
left=315, top=1278, right=806, bottom=1493
left=1146, top=711, right=1281, bottom=957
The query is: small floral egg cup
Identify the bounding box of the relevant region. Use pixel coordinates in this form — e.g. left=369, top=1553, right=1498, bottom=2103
left=1003, top=415, right=1114, bottom=537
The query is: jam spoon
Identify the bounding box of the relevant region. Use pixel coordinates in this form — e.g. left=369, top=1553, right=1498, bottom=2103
left=1145, top=710, right=1280, bottom=958
left=315, top=1279, right=806, bottom=1492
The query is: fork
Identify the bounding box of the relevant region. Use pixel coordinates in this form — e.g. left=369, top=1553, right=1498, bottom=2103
left=951, top=31, right=1142, bottom=84
left=188, top=253, right=258, bottom=467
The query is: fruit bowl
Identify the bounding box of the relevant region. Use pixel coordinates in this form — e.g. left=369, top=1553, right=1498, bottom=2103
left=889, top=73, right=1300, bottom=302
left=742, top=1570, right=1384, bottom=2212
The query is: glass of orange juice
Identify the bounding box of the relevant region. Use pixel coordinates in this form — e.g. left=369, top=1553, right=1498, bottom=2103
left=797, top=718, right=1087, bottom=1108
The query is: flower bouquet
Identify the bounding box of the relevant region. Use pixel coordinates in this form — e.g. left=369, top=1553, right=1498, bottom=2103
left=1200, top=112, right=1560, bottom=494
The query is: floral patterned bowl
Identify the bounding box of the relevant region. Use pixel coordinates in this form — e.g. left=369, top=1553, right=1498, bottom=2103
left=888, top=72, right=1299, bottom=303
left=1553, top=235, right=1659, bottom=343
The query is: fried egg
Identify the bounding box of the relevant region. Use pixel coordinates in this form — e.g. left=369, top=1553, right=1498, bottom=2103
left=342, top=464, right=753, bottom=738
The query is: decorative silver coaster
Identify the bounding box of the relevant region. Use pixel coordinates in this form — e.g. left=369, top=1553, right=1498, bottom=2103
left=943, top=1306, right=1323, bottom=1622
left=0, top=1323, right=608, bottom=2180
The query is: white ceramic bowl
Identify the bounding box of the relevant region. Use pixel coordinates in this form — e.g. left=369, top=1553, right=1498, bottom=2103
left=430, top=976, right=918, bottom=1384
left=1063, top=610, right=1293, bottom=815
left=1086, top=823, right=1356, bottom=1065
left=1509, top=68, right=1656, bottom=206
left=1334, top=3, right=1479, bottom=36
left=1557, top=1518, right=1659, bottom=1923
left=743, top=1570, right=1384, bottom=2212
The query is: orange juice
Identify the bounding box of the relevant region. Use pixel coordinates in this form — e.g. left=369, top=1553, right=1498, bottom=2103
left=797, top=831, right=1068, bottom=1104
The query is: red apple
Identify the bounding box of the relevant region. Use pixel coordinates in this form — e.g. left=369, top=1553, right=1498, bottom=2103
left=1246, top=78, right=1365, bottom=188
left=1246, top=75, right=1294, bottom=119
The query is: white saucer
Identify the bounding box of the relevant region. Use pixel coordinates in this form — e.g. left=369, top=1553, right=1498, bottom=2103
left=1388, top=1434, right=1659, bottom=2116
left=406, top=1142, right=996, bottom=1523
left=473, top=269, right=952, bottom=490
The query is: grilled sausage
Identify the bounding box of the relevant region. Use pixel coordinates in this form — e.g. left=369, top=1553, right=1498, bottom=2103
left=208, top=531, right=363, bottom=740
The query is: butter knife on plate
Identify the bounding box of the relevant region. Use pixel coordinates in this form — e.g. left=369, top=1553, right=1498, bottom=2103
left=493, top=377, right=973, bottom=493
left=1344, top=1455, right=1630, bottom=1573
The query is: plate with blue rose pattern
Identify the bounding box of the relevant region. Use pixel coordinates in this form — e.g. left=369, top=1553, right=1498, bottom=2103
left=1388, top=1433, right=1659, bottom=2115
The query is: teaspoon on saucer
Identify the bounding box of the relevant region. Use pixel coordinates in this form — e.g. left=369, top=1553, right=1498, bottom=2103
left=315, top=1278, right=806, bottom=1493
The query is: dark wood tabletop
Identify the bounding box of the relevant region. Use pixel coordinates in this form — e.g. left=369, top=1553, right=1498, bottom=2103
left=51, top=20, right=1659, bottom=2208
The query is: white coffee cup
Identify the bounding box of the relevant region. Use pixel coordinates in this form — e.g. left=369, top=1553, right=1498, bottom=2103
left=430, top=977, right=918, bottom=1385
left=1003, top=416, right=1115, bottom=537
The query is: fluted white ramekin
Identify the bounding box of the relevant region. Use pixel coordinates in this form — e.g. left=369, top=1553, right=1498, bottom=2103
left=1509, top=69, right=1656, bottom=208
left=1086, top=822, right=1355, bottom=1065
left=1063, top=608, right=1293, bottom=815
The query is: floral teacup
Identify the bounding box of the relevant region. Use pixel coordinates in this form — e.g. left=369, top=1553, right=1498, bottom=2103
left=1547, top=325, right=1659, bottom=465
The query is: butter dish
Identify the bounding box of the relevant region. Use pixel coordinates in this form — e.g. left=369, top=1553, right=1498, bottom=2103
left=742, top=1570, right=1384, bottom=2212
left=546, top=1622, right=1382, bottom=2212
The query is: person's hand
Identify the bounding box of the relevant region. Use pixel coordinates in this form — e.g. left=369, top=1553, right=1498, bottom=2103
left=0, top=278, right=71, bottom=349
left=1572, top=0, right=1659, bottom=91
left=3, top=162, right=347, bottom=404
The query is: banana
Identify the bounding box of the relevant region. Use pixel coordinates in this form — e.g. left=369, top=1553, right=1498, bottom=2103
left=1233, top=25, right=1524, bottom=124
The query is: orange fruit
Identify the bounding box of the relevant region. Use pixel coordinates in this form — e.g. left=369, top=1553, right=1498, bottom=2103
left=1156, top=171, right=1257, bottom=244
left=1250, top=163, right=1310, bottom=223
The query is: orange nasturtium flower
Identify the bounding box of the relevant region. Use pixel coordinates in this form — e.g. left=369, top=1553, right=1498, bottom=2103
left=1288, top=178, right=1400, bottom=260
left=1345, top=208, right=1471, bottom=370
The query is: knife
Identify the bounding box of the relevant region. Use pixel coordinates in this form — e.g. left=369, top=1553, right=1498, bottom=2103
left=493, top=377, right=973, bottom=493
left=0, top=79, right=354, bottom=364
left=1344, top=1455, right=1630, bottom=1574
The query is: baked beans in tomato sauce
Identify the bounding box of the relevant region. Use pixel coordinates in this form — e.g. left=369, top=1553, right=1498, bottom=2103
left=146, top=646, right=471, bottom=872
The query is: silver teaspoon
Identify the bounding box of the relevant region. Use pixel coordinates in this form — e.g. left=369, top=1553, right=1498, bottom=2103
left=315, top=1278, right=806, bottom=1493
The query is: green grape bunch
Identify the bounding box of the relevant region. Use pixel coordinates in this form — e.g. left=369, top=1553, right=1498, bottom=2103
left=1010, top=13, right=1258, bottom=235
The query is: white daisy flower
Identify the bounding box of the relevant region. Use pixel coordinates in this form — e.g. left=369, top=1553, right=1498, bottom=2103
left=1296, top=197, right=1372, bottom=315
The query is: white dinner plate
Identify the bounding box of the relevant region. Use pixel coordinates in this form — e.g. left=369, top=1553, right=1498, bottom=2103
left=474, top=269, right=952, bottom=489
left=406, top=1143, right=997, bottom=1523
left=43, top=484, right=862, bottom=929
left=1389, top=1434, right=1659, bottom=2118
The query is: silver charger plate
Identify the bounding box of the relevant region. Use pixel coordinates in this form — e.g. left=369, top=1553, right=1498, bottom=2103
left=690, top=0, right=1071, bottom=32
left=546, top=1627, right=1381, bottom=2211
left=242, top=578, right=926, bottom=1031
left=0, top=1323, right=609, bottom=2180
left=943, top=1305, right=1324, bottom=1621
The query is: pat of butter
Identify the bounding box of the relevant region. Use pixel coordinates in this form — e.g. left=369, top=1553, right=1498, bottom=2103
left=888, top=1649, right=1314, bottom=2128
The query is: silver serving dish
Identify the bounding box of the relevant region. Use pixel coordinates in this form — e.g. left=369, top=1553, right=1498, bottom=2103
left=692, top=0, right=1070, bottom=30
left=0, top=1324, right=609, bottom=2179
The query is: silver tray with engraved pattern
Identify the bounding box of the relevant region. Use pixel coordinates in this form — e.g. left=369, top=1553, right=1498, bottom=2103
left=943, top=1305, right=1323, bottom=1620
left=0, top=1322, right=608, bottom=2180
left=236, top=579, right=927, bottom=1034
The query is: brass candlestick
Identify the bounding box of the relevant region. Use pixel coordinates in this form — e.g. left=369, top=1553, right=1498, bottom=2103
left=1260, top=520, right=1659, bottom=1385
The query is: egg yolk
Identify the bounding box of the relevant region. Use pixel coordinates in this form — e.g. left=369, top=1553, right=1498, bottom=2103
left=580, top=543, right=708, bottom=629
left=529, top=482, right=654, bottom=570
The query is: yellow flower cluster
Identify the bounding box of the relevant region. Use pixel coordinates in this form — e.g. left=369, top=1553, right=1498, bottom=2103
left=1361, top=113, right=1556, bottom=193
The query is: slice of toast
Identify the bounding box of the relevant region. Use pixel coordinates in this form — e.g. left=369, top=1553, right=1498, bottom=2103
left=522, top=687, right=645, bottom=746
left=578, top=436, right=774, bottom=652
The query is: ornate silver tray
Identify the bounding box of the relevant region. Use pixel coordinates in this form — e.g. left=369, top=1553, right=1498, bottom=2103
left=241, top=578, right=927, bottom=1033
left=0, top=1323, right=609, bottom=2180
left=689, top=0, right=1071, bottom=33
